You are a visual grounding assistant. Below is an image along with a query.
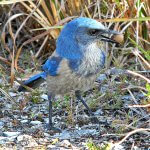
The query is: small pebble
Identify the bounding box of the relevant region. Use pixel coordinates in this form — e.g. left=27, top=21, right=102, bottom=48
left=3, top=132, right=20, bottom=137
left=122, top=95, right=132, bottom=101
left=9, top=92, right=17, bottom=97
left=41, top=94, right=48, bottom=100
left=47, top=145, right=58, bottom=149
left=0, top=121, right=4, bottom=128
left=44, top=118, right=49, bottom=124
left=97, top=74, right=107, bottom=82
left=54, top=130, right=71, bottom=140
left=30, top=120, right=42, bottom=125
left=20, top=120, right=28, bottom=123
left=21, top=116, right=28, bottom=119
left=0, top=137, right=8, bottom=145
left=17, top=135, right=38, bottom=147
left=44, top=133, right=50, bottom=137
left=59, top=140, right=72, bottom=148
left=94, top=109, right=103, bottom=115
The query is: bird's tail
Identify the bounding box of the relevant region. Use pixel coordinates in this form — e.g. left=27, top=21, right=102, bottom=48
left=18, top=72, right=46, bottom=92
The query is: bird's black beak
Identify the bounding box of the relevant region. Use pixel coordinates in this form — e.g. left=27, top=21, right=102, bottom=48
left=99, top=29, right=121, bottom=44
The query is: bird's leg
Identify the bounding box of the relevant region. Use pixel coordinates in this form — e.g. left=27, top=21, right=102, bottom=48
left=75, top=90, right=100, bottom=124
left=47, top=94, right=61, bottom=132
left=48, top=95, right=53, bottom=127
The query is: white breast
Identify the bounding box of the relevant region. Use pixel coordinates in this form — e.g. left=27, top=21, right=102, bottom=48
left=76, top=43, right=105, bottom=77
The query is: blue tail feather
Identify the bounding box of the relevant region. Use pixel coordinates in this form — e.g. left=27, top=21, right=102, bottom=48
left=18, top=72, right=46, bottom=92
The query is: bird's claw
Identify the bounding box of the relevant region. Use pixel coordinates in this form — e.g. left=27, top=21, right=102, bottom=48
left=90, top=116, right=100, bottom=124
left=46, top=124, right=62, bottom=133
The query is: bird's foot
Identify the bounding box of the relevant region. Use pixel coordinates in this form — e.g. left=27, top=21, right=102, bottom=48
left=90, top=116, right=100, bottom=124
left=46, top=124, right=61, bottom=133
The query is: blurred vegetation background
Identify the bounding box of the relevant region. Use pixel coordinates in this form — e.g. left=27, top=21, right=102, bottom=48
left=0, top=0, right=149, bottom=85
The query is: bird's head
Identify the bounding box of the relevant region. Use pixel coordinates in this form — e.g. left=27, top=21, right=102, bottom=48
left=56, top=17, right=120, bottom=59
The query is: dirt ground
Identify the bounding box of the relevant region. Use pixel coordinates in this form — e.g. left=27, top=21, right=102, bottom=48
left=0, top=68, right=149, bottom=149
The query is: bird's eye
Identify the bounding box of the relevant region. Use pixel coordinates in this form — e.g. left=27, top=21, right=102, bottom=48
left=89, top=29, right=99, bottom=36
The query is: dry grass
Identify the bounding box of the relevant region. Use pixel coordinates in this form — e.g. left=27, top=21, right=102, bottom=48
left=0, top=0, right=149, bottom=83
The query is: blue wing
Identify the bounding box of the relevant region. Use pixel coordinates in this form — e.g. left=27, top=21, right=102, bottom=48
left=18, top=55, right=62, bottom=92
left=42, top=56, right=62, bottom=76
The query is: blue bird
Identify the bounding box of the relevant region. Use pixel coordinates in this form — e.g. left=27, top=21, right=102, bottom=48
left=18, top=17, right=120, bottom=131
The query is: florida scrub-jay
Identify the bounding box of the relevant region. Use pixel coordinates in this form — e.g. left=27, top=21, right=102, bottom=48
left=18, top=17, right=120, bottom=131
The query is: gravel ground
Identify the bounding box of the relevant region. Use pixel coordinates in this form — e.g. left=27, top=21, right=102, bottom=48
left=0, top=70, right=150, bottom=150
